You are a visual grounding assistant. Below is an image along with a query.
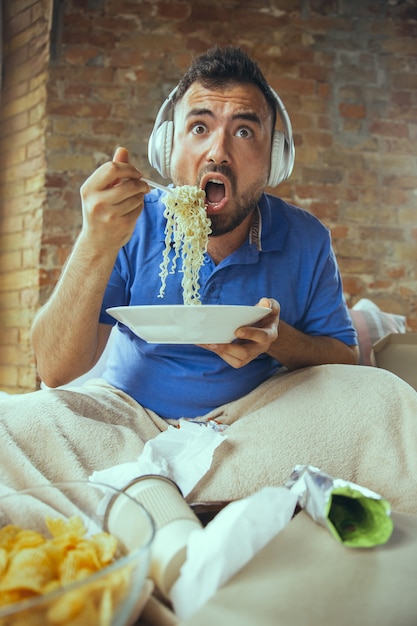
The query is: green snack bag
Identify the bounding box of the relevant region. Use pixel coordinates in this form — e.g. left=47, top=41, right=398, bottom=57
left=286, top=465, right=394, bottom=548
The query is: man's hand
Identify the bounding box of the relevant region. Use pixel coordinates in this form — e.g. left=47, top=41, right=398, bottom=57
left=79, top=146, right=150, bottom=253
left=199, top=297, right=280, bottom=368
left=199, top=296, right=359, bottom=370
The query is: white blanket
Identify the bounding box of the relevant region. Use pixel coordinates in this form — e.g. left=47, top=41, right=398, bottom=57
left=0, top=364, right=416, bottom=514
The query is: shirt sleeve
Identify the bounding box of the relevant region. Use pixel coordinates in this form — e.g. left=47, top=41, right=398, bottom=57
left=297, top=231, right=357, bottom=346
left=99, top=248, right=131, bottom=325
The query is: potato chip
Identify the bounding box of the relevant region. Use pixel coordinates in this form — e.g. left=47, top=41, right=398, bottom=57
left=0, top=524, right=21, bottom=551
left=10, top=529, right=45, bottom=552
left=46, top=515, right=85, bottom=540
left=99, top=587, right=113, bottom=626
left=2, top=546, right=58, bottom=593
left=59, top=549, right=97, bottom=585
left=0, top=515, right=131, bottom=625
left=0, top=548, right=7, bottom=577
left=46, top=586, right=87, bottom=623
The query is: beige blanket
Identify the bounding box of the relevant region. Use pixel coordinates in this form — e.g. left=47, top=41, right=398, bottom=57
left=177, top=511, right=417, bottom=626
left=1, top=364, right=416, bottom=515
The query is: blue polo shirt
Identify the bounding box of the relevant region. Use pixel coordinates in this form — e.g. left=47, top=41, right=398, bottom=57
left=99, top=189, right=357, bottom=419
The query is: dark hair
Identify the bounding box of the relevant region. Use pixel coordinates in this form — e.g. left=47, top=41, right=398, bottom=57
left=173, top=46, right=277, bottom=129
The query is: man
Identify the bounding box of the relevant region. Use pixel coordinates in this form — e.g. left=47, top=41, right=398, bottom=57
left=31, top=46, right=358, bottom=420
left=1, top=47, right=416, bottom=516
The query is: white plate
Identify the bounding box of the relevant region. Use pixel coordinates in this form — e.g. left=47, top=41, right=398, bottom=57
left=106, top=305, right=271, bottom=344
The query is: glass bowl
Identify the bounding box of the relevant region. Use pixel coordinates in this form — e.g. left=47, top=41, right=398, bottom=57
left=0, top=481, right=155, bottom=626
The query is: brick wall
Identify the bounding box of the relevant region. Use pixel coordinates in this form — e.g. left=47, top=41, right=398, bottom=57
left=0, top=0, right=416, bottom=394
left=0, top=0, right=51, bottom=392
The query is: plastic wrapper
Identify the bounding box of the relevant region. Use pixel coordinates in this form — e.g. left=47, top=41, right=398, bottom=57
left=286, top=464, right=393, bottom=547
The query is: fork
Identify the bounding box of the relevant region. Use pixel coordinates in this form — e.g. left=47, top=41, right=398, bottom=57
left=142, top=177, right=174, bottom=194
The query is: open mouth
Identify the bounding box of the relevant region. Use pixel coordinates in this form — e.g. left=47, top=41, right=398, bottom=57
left=202, top=175, right=229, bottom=213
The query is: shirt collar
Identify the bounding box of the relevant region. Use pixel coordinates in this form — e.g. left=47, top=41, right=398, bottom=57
left=249, top=206, right=262, bottom=251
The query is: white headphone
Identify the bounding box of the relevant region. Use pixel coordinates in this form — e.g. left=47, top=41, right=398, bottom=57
left=148, top=85, right=295, bottom=188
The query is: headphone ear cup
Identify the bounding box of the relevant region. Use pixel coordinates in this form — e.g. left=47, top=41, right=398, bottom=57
left=148, top=120, right=174, bottom=179
left=267, top=131, right=285, bottom=188
left=267, top=130, right=295, bottom=187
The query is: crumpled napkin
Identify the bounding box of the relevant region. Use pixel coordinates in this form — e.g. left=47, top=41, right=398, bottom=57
left=170, top=486, right=298, bottom=619
left=90, top=419, right=226, bottom=497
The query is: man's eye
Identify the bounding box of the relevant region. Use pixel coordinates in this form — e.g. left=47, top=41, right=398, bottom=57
left=192, top=124, right=206, bottom=135
left=235, top=127, right=253, bottom=139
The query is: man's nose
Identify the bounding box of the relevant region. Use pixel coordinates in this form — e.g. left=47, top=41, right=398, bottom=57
left=206, top=130, right=231, bottom=164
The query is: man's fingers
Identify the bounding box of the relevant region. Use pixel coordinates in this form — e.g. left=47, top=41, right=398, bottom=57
left=110, top=147, right=132, bottom=187
left=113, top=146, right=129, bottom=163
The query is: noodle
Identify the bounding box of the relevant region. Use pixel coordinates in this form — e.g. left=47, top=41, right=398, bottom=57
left=158, top=185, right=212, bottom=305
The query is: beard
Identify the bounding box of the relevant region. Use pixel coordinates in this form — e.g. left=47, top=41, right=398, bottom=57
left=208, top=194, right=258, bottom=236
left=196, top=164, right=263, bottom=237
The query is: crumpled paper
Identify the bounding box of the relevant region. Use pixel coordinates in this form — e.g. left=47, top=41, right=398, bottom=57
left=286, top=464, right=394, bottom=547
left=90, top=419, right=226, bottom=497
left=170, top=486, right=298, bottom=620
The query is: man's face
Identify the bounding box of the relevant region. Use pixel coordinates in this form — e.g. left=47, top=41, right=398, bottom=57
left=169, top=82, right=274, bottom=237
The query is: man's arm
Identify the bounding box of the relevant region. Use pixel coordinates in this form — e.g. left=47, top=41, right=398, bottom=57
left=266, top=317, right=359, bottom=370
left=201, top=298, right=359, bottom=370
left=31, top=148, right=149, bottom=387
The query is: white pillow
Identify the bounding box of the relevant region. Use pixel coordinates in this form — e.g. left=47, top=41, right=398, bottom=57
left=350, top=299, right=407, bottom=366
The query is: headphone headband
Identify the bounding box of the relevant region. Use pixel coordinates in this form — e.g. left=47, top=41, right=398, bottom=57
left=148, top=83, right=295, bottom=187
